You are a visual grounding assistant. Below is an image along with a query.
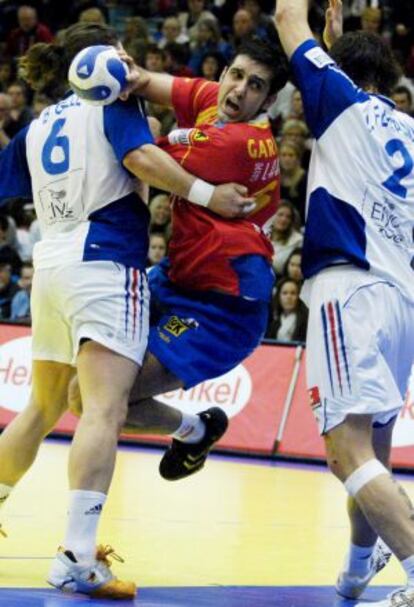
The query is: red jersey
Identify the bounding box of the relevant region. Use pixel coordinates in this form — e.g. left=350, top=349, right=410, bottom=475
left=159, top=77, right=280, bottom=299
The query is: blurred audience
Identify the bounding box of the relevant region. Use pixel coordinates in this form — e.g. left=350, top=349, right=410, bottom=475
left=266, top=278, right=308, bottom=342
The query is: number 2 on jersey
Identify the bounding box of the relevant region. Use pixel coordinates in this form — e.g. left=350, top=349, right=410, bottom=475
left=382, top=138, right=413, bottom=199
left=41, top=118, right=70, bottom=175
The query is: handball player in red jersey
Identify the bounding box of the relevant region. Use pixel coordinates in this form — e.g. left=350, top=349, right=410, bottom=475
left=71, top=37, right=289, bottom=480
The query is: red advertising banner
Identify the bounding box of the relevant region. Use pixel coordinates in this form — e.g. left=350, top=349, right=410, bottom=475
left=1, top=323, right=413, bottom=467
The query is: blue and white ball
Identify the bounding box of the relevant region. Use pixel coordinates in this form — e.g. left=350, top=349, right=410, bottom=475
left=68, top=45, right=129, bottom=106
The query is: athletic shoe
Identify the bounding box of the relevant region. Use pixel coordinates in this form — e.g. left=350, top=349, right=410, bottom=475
left=336, top=539, right=392, bottom=599
left=159, top=407, right=228, bottom=481
left=47, top=544, right=136, bottom=599
left=356, top=587, right=414, bottom=606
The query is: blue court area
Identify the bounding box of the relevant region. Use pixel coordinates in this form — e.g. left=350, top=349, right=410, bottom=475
left=0, top=586, right=398, bottom=606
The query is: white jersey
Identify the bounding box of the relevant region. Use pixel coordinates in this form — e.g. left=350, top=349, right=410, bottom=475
left=0, top=93, right=153, bottom=271
left=291, top=40, right=414, bottom=302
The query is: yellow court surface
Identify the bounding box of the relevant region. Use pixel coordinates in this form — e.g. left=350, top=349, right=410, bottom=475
left=0, top=439, right=409, bottom=606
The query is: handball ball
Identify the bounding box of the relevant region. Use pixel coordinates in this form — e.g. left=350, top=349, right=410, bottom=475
left=68, top=45, right=128, bottom=106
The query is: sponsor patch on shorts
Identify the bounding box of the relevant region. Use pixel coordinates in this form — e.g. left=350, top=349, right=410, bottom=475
left=309, top=386, right=321, bottom=409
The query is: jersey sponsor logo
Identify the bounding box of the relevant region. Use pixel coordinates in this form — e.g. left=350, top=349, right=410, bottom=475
left=162, top=316, right=199, bottom=338
left=304, top=47, right=335, bottom=69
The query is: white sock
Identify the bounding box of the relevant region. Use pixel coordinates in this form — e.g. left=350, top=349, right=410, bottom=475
left=0, top=483, right=12, bottom=508
left=63, top=490, right=107, bottom=563
left=402, top=555, right=414, bottom=587
left=344, top=542, right=376, bottom=576
left=172, top=413, right=206, bottom=444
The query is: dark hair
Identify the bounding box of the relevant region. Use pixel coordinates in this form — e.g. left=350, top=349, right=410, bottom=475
left=330, top=31, right=401, bottom=97
left=265, top=277, right=308, bottom=341
left=392, top=85, right=412, bottom=104
left=235, top=36, right=289, bottom=96
left=0, top=215, right=9, bottom=232
left=19, top=22, right=119, bottom=99
left=282, top=246, right=303, bottom=278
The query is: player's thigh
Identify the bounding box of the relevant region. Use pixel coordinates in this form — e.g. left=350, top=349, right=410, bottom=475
left=129, top=352, right=183, bottom=402
left=306, top=273, right=404, bottom=435
left=77, top=340, right=139, bottom=421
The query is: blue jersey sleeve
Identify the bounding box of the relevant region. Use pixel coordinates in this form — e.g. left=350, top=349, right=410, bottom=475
left=0, top=126, right=32, bottom=205
left=290, top=39, right=369, bottom=139
left=103, top=97, right=154, bottom=162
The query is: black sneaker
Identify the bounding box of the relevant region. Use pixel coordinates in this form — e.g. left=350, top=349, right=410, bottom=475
left=159, top=407, right=229, bottom=481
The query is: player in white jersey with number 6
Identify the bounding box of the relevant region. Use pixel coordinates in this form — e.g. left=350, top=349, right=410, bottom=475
left=276, top=1, right=414, bottom=605
left=0, top=22, right=254, bottom=600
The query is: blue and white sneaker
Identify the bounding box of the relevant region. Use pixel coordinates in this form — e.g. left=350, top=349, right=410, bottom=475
left=336, top=539, right=392, bottom=599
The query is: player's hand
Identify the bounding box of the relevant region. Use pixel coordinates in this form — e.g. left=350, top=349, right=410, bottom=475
left=208, top=183, right=256, bottom=219
left=323, top=0, right=343, bottom=50
left=117, top=49, right=150, bottom=100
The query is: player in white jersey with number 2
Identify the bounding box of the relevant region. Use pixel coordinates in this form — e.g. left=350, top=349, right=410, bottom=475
left=0, top=22, right=254, bottom=600
left=276, top=1, right=414, bottom=605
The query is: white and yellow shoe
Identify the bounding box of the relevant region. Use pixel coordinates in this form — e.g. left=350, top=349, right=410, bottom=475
left=356, top=587, right=414, bottom=606
left=47, top=544, right=136, bottom=600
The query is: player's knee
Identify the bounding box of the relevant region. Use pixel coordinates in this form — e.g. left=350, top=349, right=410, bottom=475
left=343, top=459, right=390, bottom=497
left=83, top=398, right=129, bottom=432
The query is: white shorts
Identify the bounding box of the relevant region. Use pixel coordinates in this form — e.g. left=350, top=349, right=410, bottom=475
left=305, top=267, right=414, bottom=434
left=31, top=261, right=149, bottom=366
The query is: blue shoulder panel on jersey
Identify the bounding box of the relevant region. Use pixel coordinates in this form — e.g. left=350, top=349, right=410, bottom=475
left=0, top=126, right=32, bottom=205
left=103, top=97, right=154, bottom=162
left=302, top=187, right=369, bottom=278
left=290, top=39, right=369, bottom=139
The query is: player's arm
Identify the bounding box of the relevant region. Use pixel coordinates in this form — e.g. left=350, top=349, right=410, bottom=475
left=124, top=144, right=254, bottom=218
left=0, top=126, right=32, bottom=204
left=274, top=0, right=314, bottom=58
left=323, top=0, right=343, bottom=50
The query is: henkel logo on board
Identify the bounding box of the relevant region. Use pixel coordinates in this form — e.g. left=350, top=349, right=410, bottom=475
left=0, top=336, right=32, bottom=413
left=157, top=365, right=252, bottom=418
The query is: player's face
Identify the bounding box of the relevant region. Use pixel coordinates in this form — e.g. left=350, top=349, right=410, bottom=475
left=217, top=55, right=272, bottom=123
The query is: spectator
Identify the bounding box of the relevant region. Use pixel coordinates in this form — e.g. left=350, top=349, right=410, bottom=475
left=0, top=93, right=12, bottom=150
left=0, top=215, right=22, bottom=274
left=149, top=193, right=171, bottom=235
left=282, top=247, right=304, bottom=284
left=164, top=42, right=193, bottom=77
left=147, top=233, right=168, bottom=267
left=0, top=262, right=19, bottom=320
left=279, top=140, right=307, bottom=224
left=360, top=7, right=383, bottom=35
left=144, top=44, right=167, bottom=73
left=158, top=16, right=189, bottom=49
left=188, top=18, right=232, bottom=73
left=5, top=5, right=53, bottom=58
left=6, top=82, right=33, bottom=135
left=265, top=277, right=308, bottom=342
left=231, top=9, right=256, bottom=49
left=10, top=262, right=33, bottom=321
left=280, top=118, right=311, bottom=169
left=391, top=85, right=413, bottom=115
left=270, top=200, right=303, bottom=275
left=0, top=59, right=15, bottom=93
left=200, top=51, right=227, bottom=81
left=179, top=0, right=217, bottom=47
left=78, top=6, right=107, bottom=24
left=240, top=0, right=278, bottom=43
left=122, top=16, right=152, bottom=65
left=288, top=88, right=305, bottom=122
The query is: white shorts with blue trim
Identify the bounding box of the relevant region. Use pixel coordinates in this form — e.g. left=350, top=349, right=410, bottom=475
left=31, top=260, right=149, bottom=366
left=304, top=266, right=414, bottom=434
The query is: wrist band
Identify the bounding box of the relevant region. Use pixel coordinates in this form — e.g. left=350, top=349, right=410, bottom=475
left=187, top=178, right=215, bottom=207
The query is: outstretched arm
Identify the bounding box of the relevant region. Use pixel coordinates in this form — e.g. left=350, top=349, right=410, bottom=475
left=119, top=52, right=174, bottom=107
left=274, top=0, right=314, bottom=58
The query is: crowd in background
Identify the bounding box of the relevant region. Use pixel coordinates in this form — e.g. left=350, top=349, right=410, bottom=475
left=0, top=0, right=413, bottom=340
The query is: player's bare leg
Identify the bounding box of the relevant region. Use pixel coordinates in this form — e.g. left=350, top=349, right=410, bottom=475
left=335, top=418, right=395, bottom=598
left=326, top=414, right=414, bottom=596
left=48, top=341, right=139, bottom=599
left=0, top=361, right=74, bottom=521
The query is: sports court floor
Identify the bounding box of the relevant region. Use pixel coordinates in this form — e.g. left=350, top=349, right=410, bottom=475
left=0, top=439, right=409, bottom=606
